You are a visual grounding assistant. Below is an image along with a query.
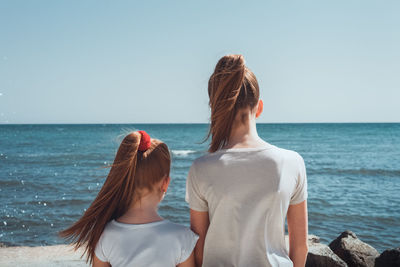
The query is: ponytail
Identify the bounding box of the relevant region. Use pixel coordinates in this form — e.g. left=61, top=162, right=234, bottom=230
left=60, top=131, right=170, bottom=264
left=206, top=54, right=260, bottom=152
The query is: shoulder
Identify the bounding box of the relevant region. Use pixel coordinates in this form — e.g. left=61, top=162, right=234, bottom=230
left=187, top=153, right=219, bottom=177
left=95, top=221, right=118, bottom=262
left=160, top=221, right=193, bottom=233
left=191, top=152, right=221, bottom=167
left=271, top=145, right=303, bottom=161
left=102, top=220, right=120, bottom=234
left=268, top=146, right=305, bottom=171
left=99, top=220, right=127, bottom=243
left=160, top=221, right=199, bottom=243
left=160, top=222, right=198, bottom=264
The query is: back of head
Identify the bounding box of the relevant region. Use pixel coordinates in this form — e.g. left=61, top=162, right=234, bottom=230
left=60, top=131, right=170, bottom=264
left=110, top=132, right=171, bottom=209
left=207, top=54, right=260, bottom=152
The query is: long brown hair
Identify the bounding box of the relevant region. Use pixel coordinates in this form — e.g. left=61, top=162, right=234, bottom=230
left=207, top=54, right=260, bottom=152
left=60, top=131, right=171, bottom=264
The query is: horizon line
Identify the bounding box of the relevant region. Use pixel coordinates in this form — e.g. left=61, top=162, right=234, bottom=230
left=1, top=122, right=400, bottom=126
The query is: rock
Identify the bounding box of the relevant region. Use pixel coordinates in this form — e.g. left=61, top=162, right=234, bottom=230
left=375, top=247, right=400, bottom=267
left=307, top=242, right=348, bottom=267
left=328, top=230, right=379, bottom=267
left=308, top=235, right=321, bottom=244
left=284, top=234, right=320, bottom=247
left=285, top=234, right=347, bottom=267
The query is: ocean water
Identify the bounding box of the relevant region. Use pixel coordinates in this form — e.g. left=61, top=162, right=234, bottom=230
left=0, top=123, right=399, bottom=252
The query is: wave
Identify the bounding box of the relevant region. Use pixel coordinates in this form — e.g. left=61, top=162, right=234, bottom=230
left=0, top=180, right=22, bottom=186
left=308, top=168, right=400, bottom=177
left=171, top=150, right=197, bottom=157
left=24, top=198, right=90, bottom=207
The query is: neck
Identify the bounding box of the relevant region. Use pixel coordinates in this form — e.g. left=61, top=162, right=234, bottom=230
left=117, top=193, right=163, bottom=224
left=224, top=112, right=266, bottom=149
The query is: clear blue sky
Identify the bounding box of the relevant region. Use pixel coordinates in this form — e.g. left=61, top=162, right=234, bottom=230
left=1, top=0, right=399, bottom=123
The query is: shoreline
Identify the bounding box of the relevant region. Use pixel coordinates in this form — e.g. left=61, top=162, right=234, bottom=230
left=1, top=232, right=398, bottom=266
left=0, top=244, right=88, bottom=267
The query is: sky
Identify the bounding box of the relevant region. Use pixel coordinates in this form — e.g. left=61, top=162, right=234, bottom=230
left=0, top=0, right=399, bottom=123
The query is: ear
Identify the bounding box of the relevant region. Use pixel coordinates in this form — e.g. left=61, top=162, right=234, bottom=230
left=256, top=99, right=263, bottom=118
left=161, top=176, right=170, bottom=193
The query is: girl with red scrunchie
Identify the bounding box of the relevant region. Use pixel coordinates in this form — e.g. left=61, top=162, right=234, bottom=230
left=61, top=131, right=198, bottom=267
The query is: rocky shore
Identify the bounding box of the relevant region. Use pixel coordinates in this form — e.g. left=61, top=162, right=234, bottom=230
left=0, top=230, right=398, bottom=267
left=302, top=230, right=400, bottom=267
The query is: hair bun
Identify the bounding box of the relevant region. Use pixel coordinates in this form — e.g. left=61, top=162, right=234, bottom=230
left=217, top=54, right=245, bottom=71
left=137, top=130, right=151, bottom=151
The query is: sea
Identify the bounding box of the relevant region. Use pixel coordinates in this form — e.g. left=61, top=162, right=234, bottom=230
left=0, top=123, right=399, bottom=252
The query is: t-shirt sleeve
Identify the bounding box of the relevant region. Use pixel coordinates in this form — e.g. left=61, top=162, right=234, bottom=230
left=178, top=228, right=199, bottom=264
left=185, top=163, right=209, bottom=212
left=290, top=154, right=308, bottom=205
left=94, top=233, right=108, bottom=263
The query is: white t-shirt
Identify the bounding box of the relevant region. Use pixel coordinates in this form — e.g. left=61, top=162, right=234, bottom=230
left=185, top=144, right=308, bottom=267
left=95, top=219, right=199, bottom=267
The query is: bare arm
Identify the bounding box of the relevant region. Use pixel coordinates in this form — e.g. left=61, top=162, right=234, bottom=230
left=287, top=200, right=308, bottom=267
left=190, top=209, right=210, bottom=267
left=93, top=255, right=111, bottom=267
left=177, top=251, right=196, bottom=267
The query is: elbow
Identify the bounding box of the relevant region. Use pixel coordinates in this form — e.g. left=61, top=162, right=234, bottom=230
left=291, top=241, right=309, bottom=251
left=302, top=243, right=309, bottom=255
left=290, top=243, right=309, bottom=256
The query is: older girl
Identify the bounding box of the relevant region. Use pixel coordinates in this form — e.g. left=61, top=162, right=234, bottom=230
left=186, top=55, right=308, bottom=267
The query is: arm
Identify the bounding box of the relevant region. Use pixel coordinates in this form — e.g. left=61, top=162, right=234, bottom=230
left=177, top=251, right=195, bottom=267
left=287, top=200, right=308, bottom=267
left=93, top=255, right=111, bottom=267
left=190, top=209, right=210, bottom=267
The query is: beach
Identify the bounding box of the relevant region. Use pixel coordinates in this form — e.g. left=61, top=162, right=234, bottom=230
left=0, top=235, right=298, bottom=266
left=2, top=233, right=395, bottom=267
left=0, top=244, right=88, bottom=267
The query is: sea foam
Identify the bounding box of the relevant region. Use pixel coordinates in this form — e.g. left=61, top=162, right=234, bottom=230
left=171, top=150, right=196, bottom=157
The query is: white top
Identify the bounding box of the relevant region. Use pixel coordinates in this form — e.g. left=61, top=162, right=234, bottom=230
left=185, top=144, right=308, bottom=267
left=95, top=219, right=199, bottom=267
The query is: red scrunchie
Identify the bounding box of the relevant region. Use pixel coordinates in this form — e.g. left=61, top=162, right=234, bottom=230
left=138, top=130, right=151, bottom=152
